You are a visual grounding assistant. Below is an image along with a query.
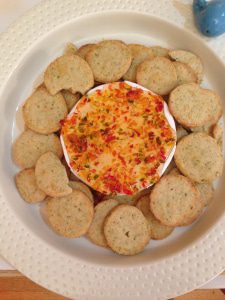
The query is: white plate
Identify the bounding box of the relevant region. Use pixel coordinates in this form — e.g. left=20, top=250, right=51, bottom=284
left=0, top=1, right=225, bottom=299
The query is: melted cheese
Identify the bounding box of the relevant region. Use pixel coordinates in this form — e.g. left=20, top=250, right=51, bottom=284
left=61, top=82, right=176, bottom=195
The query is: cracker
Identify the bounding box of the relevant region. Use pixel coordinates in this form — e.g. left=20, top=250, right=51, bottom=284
left=176, top=125, right=188, bottom=142
left=61, top=90, right=81, bottom=111
left=150, top=174, right=202, bottom=226
left=195, top=182, right=214, bottom=207
left=12, top=129, right=63, bottom=169
left=169, top=83, right=223, bottom=128
left=103, top=204, right=150, bottom=255
left=136, top=195, right=174, bottom=240
left=23, top=85, right=68, bottom=134
left=15, top=168, right=46, bottom=203
left=87, top=199, right=119, bottom=247
left=64, top=43, right=77, bottom=55
left=44, top=54, right=94, bottom=95
left=76, top=44, right=96, bottom=60
left=123, top=44, right=154, bottom=82
left=212, top=123, right=223, bottom=151
left=69, top=181, right=93, bottom=203
left=149, top=46, right=169, bottom=57
left=86, top=40, right=132, bottom=83
left=136, top=57, right=177, bottom=95
left=169, top=50, right=203, bottom=83
left=43, top=190, right=94, bottom=238
left=173, top=61, right=197, bottom=86
left=35, top=152, right=72, bottom=197
left=175, top=133, right=223, bottom=183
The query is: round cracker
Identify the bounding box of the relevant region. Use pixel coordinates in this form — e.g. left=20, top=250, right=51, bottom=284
left=175, top=133, right=223, bottom=183
left=169, top=83, right=223, bottom=128
left=12, top=129, right=63, bottom=169
left=149, top=46, right=169, bottom=57
left=61, top=90, right=81, bottom=111
left=23, top=85, right=68, bottom=134
left=103, top=204, right=150, bottom=255
left=173, top=61, right=197, bottom=86
left=64, top=43, right=77, bottom=55
left=43, top=190, right=94, bottom=238
left=69, top=181, right=93, bottom=203
left=76, top=44, right=96, bottom=60
left=87, top=199, right=119, bottom=247
left=136, top=57, right=177, bottom=95
left=123, top=44, right=154, bottom=82
left=136, top=195, right=174, bottom=240
left=150, top=174, right=202, bottom=227
left=195, top=182, right=214, bottom=207
left=44, top=54, right=94, bottom=95
left=86, top=40, right=132, bottom=83
left=35, top=152, right=72, bottom=197
left=16, top=168, right=46, bottom=203
left=169, top=50, right=203, bottom=83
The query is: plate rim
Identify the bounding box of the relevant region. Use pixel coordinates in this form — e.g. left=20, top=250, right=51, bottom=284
left=0, top=1, right=225, bottom=299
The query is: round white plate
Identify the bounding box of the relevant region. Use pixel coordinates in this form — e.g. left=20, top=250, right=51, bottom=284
left=0, top=1, right=225, bottom=299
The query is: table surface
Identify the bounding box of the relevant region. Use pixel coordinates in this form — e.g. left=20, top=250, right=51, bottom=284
left=0, top=0, right=225, bottom=297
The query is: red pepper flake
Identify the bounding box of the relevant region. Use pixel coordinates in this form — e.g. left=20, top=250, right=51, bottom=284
left=148, top=131, right=155, bottom=140
left=122, top=186, right=133, bottom=195
left=145, top=108, right=151, bottom=113
left=105, top=135, right=116, bottom=143
left=70, top=161, right=75, bottom=168
left=126, top=89, right=142, bottom=99
left=147, top=167, right=157, bottom=176
left=141, top=181, right=148, bottom=188
left=159, top=120, right=165, bottom=127
left=145, top=155, right=156, bottom=163
left=135, top=157, right=141, bottom=165
left=159, top=147, right=166, bottom=162
left=60, top=119, right=65, bottom=126
left=119, top=82, right=126, bottom=89
left=133, top=128, right=140, bottom=137
left=112, top=150, right=117, bottom=156
left=68, top=134, right=87, bottom=153
left=156, top=137, right=162, bottom=145
left=156, top=101, right=163, bottom=112
left=130, top=144, right=134, bottom=148
left=118, top=155, right=126, bottom=166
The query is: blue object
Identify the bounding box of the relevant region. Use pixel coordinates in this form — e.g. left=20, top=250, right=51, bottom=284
left=193, top=0, right=225, bottom=37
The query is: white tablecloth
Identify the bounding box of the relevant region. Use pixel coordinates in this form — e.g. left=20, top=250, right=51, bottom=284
left=0, top=0, right=224, bottom=288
